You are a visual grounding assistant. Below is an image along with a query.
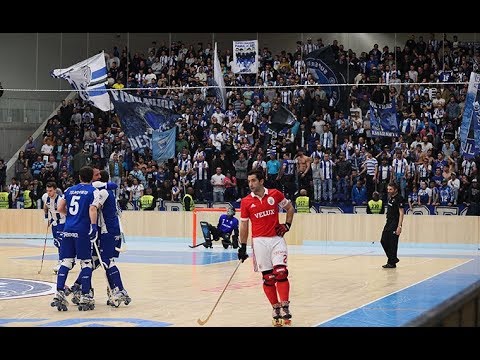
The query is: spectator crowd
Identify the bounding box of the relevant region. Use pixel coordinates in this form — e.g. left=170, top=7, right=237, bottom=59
left=1, top=33, right=480, bottom=215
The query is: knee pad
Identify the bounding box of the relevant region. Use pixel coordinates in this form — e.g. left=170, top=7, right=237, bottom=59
left=60, top=258, right=75, bottom=270
left=273, top=265, right=288, bottom=282
left=262, top=270, right=276, bottom=286
left=80, top=259, right=93, bottom=269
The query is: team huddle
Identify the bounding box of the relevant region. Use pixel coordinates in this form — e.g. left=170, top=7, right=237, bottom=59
left=45, top=165, right=130, bottom=311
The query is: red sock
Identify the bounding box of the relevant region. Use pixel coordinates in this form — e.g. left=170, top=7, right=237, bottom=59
left=263, top=284, right=279, bottom=305
left=276, top=279, right=290, bottom=302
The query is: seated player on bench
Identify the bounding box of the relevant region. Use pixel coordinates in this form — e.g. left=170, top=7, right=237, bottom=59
left=200, top=205, right=239, bottom=249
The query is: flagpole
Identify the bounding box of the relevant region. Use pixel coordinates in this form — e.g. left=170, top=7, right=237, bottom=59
left=256, top=32, right=259, bottom=85
left=35, top=33, right=39, bottom=90
left=59, top=33, right=63, bottom=90
left=168, top=32, right=172, bottom=87
left=394, top=33, right=397, bottom=75
left=127, top=32, right=130, bottom=81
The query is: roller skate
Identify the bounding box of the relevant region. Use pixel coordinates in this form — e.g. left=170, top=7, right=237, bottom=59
left=77, top=291, right=95, bottom=311
left=203, top=240, right=213, bottom=248
left=280, top=300, right=292, bottom=326
left=109, top=287, right=132, bottom=307
left=50, top=290, right=68, bottom=311
left=53, top=261, right=61, bottom=275
left=65, top=283, right=82, bottom=305
left=272, top=303, right=284, bottom=327
left=221, top=239, right=232, bottom=249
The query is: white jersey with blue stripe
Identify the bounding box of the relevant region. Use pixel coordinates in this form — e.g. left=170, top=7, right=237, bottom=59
left=96, top=188, right=121, bottom=235
left=42, top=192, right=66, bottom=226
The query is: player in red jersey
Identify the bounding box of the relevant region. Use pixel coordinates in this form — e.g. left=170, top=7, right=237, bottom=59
left=238, top=168, right=295, bottom=326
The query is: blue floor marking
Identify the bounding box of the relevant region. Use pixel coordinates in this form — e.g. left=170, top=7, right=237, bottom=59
left=317, top=258, right=480, bottom=327
left=17, top=249, right=239, bottom=265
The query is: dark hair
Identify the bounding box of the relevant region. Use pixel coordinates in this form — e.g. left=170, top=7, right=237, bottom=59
left=100, top=170, right=109, bottom=183
left=387, top=182, right=399, bottom=191
left=79, top=166, right=94, bottom=183
left=247, top=168, right=264, bottom=181
left=46, top=182, right=57, bottom=189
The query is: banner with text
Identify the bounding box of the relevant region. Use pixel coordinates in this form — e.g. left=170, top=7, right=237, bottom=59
left=109, top=91, right=181, bottom=151
left=232, top=40, right=258, bottom=74
left=369, top=98, right=399, bottom=137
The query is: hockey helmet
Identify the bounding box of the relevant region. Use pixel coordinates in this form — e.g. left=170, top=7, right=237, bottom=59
left=226, top=205, right=235, bottom=216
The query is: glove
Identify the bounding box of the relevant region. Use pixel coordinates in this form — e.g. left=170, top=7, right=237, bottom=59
left=275, top=222, right=291, bottom=237
left=88, top=224, right=98, bottom=242
left=237, top=243, right=249, bottom=262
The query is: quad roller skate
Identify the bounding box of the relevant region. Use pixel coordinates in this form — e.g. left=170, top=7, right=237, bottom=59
left=77, top=291, right=95, bottom=311
left=108, top=287, right=132, bottom=307
left=272, top=303, right=284, bottom=327
left=50, top=290, right=68, bottom=311
left=64, top=283, right=82, bottom=305
left=280, top=300, right=292, bottom=326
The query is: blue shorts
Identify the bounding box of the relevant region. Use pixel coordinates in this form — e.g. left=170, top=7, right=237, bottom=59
left=60, top=230, right=91, bottom=261
left=99, top=232, right=122, bottom=259
left=52, top=223, right=65, bottom=249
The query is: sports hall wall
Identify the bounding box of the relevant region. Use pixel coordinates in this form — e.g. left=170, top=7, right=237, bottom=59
left=1, top=209, right=478, bottom=248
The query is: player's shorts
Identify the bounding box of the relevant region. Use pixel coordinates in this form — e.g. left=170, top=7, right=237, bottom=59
left=251, top=236, right=288, bottom=273
left=99, top=232, right=121, bottom=259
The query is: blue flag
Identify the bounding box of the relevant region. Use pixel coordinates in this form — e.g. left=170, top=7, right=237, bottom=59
left=109, top=90, right=181, bottom=151
left=152, top=127, right=176, bottom=162
left=369, top=98, right=398, bottom=137
left=460, top=72, right=480, bottom=159
left=304, top=46, right=354, bottom=114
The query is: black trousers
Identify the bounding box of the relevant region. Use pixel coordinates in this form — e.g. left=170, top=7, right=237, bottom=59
left=380, top=229, right=399, bottom=264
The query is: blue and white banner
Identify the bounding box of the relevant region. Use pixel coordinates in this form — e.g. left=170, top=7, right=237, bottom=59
left=51, top=51, right=111, bottom=112
left=152, top=127, right=176, bottom=162
left=369, top=98, right=399, bottom=137
left=109, top=91, right=181, bottom=151
left=232, top=40, right=258, bottom=74
left=460, top=72, right=480, bottom=159
left=213, top=42, right=227, bottom=110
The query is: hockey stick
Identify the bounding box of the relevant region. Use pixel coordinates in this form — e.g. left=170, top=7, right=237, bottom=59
left=115, top=217, right=127, bottom=253
left=91, top=237, right=115, bottom=305
left=197, top=260, right=242, bottom=326
left=188, top=241, right=208, bottom=248
left=37, top=222, right=50, bottom=274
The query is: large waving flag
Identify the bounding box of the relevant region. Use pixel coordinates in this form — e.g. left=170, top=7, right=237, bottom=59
left=51, top=51, right=111, bottom=112
left=369, top=97, right=398, bottom=137
left=304, top=46, right=354, bottom=114
left=213, top=42, right=227, bottom=110
left=267, top=104, right=298, bottom=135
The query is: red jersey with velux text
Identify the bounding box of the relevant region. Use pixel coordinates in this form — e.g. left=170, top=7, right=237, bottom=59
left=240, top=188, right=289, bottom=238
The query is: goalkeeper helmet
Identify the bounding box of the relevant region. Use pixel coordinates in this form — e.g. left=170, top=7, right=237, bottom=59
left=226, top=205, right=235, bottom=217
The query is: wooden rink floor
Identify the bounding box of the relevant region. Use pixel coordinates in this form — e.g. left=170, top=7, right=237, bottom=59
left=1, top=236, right=479, bottom=328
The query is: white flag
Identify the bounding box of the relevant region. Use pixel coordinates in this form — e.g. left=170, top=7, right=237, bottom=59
left=51, top=51, right=111, bottom=112
left=214, top=43, right=227, bottom=110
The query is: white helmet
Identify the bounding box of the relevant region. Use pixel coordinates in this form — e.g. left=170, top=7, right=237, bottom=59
left=226, top=205, right=235, bottom=216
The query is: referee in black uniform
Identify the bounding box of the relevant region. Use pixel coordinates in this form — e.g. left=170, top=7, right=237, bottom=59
left=380, top=182, right=404, bottom=268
